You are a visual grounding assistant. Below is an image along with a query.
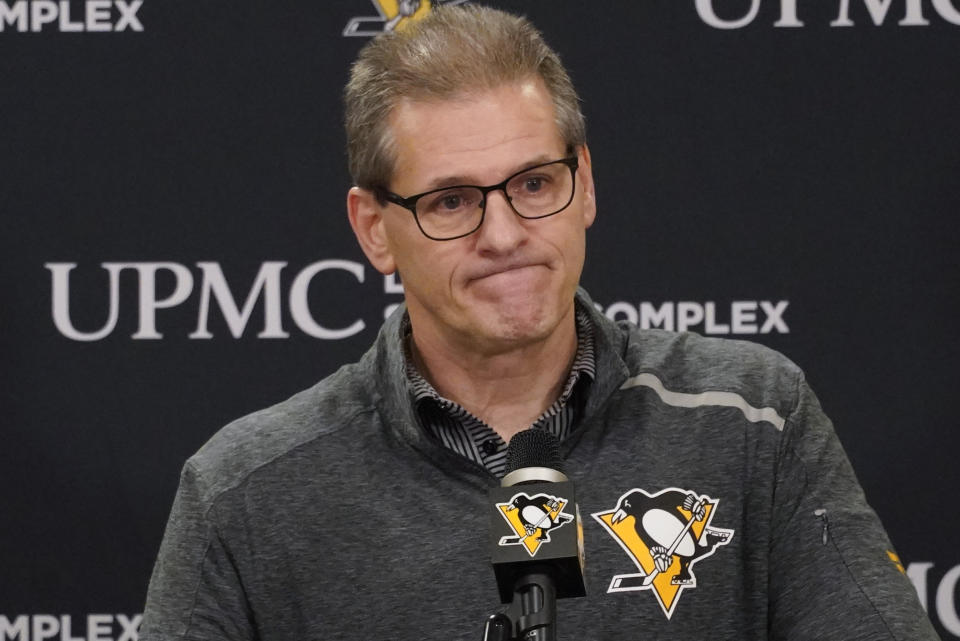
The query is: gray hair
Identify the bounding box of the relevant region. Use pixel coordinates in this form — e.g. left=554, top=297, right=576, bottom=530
left=344, top=4, right=586, bottom=191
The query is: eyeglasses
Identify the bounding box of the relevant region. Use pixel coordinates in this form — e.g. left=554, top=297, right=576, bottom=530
left=376, top=156, right=579, bottom=241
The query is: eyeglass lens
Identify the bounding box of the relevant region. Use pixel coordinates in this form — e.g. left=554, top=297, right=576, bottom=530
left=415, top=160, right=575, bottom=240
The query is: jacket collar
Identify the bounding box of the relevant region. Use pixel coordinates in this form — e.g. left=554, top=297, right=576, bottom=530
left=365, top=288, right=631, bottom=480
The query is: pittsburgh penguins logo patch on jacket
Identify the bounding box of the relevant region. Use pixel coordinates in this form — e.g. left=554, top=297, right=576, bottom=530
left=592, top=487, right=734, bottom=618
left=497, top=492, right=574, bottom=557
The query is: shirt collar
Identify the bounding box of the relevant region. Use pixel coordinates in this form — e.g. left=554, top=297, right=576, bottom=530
left=402, top=307, right=596, bottom=411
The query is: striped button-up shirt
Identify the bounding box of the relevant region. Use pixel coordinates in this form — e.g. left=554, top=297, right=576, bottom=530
left=404, top=308, right=596, bottom=477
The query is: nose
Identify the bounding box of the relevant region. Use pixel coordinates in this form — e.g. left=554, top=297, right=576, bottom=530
left=475, top=189, right=527, bottom=254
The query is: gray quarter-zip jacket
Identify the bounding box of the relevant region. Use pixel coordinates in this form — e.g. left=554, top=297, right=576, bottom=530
left=141, top=289, right=937, bottom=640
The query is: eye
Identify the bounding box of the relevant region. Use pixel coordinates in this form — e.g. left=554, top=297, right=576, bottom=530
left=439, top=194, right=463, bottom=210
left=510, top=170, right=556, bottom=199
left=523, top=177, right=545, bottom=193
left=421, top=188, right=477, bottom=215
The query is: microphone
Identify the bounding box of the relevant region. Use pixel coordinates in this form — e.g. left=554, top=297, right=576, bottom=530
left=485, top=430, right=585, bottom=641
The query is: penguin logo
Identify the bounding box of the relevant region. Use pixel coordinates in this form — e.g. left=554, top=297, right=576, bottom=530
left=497, top=492, right=574, bottom=557
left=343, top=0, right=471, bottom=37
left=592, top=487, right=734, bottom=618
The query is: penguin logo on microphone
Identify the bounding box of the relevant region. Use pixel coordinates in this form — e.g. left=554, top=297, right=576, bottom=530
left=497, top=492, right=574, bottom=557
left=593, top=487, right=734, bottom=618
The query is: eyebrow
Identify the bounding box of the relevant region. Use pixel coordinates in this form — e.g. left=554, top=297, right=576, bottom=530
left=421, top=153, right=561, bottom=191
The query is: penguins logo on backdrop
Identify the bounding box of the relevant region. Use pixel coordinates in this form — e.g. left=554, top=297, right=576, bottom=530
left=497, top=492, right=574, bottom=557
left=343, top=0, right=470, bottom=37
left=593, top=488, right=734, bottom=619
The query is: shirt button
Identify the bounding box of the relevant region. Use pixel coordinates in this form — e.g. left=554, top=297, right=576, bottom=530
left=481, top=439, right=499, bottom=456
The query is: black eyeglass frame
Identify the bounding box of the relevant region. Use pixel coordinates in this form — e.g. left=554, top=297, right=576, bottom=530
left=375, top=155, right=580, bottom=241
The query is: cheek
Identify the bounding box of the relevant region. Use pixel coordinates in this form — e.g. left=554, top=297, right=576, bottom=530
left=393, top=242, right=461, bottom=297
left=556, top=228, right=588, bottom=288
left=556, top=221, right=587, bottom=262
left=384, top=221, right=431, bottom=273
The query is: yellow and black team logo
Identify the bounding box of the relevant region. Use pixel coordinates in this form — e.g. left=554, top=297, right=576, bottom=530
left=343, top=0, right=471, bottom=37
left=592, top=487, right=734, bottom=618
left=497, top=492, right=575, bottom=557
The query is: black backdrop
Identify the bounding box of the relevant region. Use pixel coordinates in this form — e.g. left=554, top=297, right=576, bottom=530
left=1, top=1, right=958, bottom=638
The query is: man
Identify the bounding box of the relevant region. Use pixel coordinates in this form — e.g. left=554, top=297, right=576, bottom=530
left=141, top=6, right=937, bottom=640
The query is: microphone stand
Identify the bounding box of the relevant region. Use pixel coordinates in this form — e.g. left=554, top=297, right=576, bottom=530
left=482, top=569, right=557, bottom=641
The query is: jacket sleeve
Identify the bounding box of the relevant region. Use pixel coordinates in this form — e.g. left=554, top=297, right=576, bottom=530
left=140, top=461, right=257, bottom=641
left=767, top=376, right=938, bottom=640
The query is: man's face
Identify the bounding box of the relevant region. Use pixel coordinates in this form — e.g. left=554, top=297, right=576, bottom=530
left=355, top=79, right=596, bottom=355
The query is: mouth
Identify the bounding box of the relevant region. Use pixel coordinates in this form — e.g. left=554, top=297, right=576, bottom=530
left=469, top=261, right=544, bottom=283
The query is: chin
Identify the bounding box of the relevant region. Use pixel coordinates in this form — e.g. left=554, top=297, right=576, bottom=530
left=476, top=306, right=557, bottom=346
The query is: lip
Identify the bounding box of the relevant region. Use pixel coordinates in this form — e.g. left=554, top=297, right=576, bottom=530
left=467, top=261, right=544, bottom=283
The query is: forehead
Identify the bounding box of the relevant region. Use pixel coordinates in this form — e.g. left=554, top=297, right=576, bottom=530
left=386, top=79, right=566, bottom=190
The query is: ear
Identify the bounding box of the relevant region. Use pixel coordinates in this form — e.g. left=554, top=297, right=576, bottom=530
left=347, top=187, right=397, bottom=275
left=576, top=144, right=597, bottom=229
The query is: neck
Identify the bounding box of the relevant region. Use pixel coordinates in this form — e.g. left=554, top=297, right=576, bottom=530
left=409, top=308, right=578, bottom=442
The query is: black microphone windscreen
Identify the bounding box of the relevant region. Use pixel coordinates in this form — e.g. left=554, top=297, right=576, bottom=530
left=505, top=430, right=562, bottom=474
